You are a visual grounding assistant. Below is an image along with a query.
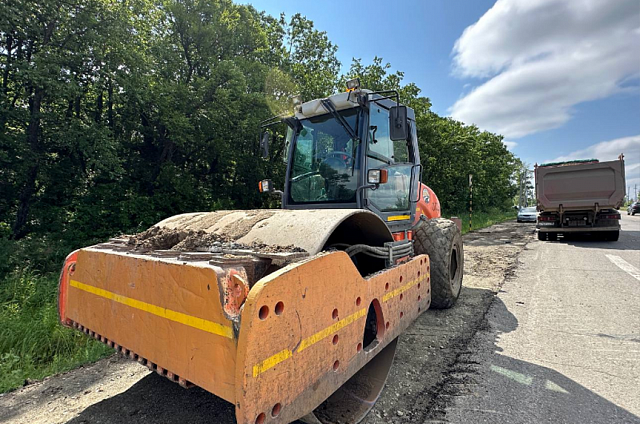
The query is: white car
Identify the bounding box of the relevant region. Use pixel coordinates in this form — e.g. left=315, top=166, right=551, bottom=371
left=517, top=207, right=538, bottom=223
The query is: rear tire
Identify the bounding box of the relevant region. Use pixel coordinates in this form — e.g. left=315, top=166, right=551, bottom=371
left=548, top=232, right=558, bottom=241
left=413, top=218, right=463, bottom=309
left=538, top=231, right=545, bottom=241
left=603, top=231, right=619, bottom=241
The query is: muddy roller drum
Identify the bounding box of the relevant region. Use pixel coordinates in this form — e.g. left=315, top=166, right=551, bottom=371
left=58, top=209, right=432, bottom=424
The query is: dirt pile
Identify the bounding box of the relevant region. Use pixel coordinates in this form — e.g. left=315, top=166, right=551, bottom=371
left=127, top=227, right=304, bottom=254
left=126, top=226, right=191, bottom=251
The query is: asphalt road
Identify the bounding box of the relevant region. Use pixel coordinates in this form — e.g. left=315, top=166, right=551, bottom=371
left=442, top=214, right=640, bottom=424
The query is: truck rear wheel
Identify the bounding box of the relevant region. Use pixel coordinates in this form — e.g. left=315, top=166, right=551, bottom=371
left=413, top=217, right=463, bottom=309
left=603, top=231, right=619, bottom=241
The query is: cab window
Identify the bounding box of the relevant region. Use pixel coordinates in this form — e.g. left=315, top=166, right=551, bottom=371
left=368, top=105, right=409, bottom=163
left=367, top=103, right=413, bottom=212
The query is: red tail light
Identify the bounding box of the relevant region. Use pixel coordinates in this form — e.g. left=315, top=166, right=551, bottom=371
left=539, top=215, right=555, bottom=222
left=601, top=214, right=620, bottom=220
left=392, top=232, right=405, bottom=241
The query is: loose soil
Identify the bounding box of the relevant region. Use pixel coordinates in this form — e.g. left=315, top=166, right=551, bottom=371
left=0, top=221, right=535, bottom=424
left=126, top=212, right=304, bottom=254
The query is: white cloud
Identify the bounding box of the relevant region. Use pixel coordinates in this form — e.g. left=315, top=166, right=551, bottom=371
left=449, top=0, right=640, bottom=139
left=548, top=134, right=640, bottom=197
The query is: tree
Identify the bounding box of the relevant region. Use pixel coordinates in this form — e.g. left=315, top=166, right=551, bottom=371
left=281, top=13, right=340, bottom=100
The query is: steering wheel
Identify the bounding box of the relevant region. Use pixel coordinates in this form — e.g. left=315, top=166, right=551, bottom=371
left=323, top=151, right=354, bottom=169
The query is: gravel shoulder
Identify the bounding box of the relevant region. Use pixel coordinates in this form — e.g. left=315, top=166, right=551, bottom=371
left=363, top=221, right=533, bottom=423
left=0, top=220, right=534, bottom=424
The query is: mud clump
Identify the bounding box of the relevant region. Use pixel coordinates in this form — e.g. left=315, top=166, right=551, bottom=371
left=172, top=230, right=231, bottom=251
left=244, top=242, right=306, bottom=254
left=127, top=227, right=305, bottom=254
left=127, top=227, right=190, bottom=251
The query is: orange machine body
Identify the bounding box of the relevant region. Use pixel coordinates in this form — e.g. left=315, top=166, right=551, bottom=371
left=391, top=184, right=441, bottom=242
left=415, top=183, right=441, bottom=224
left=59, top=244, right=430, bottom=424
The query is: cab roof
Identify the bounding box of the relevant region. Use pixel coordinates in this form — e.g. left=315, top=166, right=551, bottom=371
left=294, top=89, right=415, bottom=121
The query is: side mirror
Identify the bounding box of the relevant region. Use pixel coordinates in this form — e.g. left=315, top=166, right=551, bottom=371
left=260, top=132, right=270, bottom=159
left=389, top=105, right=408, bottom=141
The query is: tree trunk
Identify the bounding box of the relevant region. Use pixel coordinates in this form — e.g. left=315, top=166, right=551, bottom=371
left=12, top=87, right=44, bottom=239
left=107, top=80, right=114, bottom=130
left=95, top=89, right=103, bottom=123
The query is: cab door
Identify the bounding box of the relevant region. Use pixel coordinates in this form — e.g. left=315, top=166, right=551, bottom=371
left=364, top=102, right=419, bottom=232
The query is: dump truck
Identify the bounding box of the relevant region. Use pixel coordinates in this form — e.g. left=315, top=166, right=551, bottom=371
left=536, top=155, right=626, bottom=241
left=58, top=81, right=463, bottom=424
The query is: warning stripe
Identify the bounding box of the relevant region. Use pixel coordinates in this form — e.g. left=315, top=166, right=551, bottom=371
left=252, top=271, right=428, bottom=377
left=252, top=349, right=293, bottom=378
left=296, top=308, right=367, bottom=353
left=387, top=215, right=411, bottom=222
left=252, top=308, right=367, bottom=378
left=69, top=280, right=234, bottom=339
left=382, top=274, right=427, bottom=303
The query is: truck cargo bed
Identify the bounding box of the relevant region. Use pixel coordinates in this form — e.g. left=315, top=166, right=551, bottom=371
left=536, top=157, right=626, bottom=212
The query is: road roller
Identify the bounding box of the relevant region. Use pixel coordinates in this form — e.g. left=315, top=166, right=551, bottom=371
left=58, top=81, right=464, bottom=423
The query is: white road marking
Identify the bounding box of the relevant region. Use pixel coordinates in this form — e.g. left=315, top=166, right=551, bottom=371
left=545, top=380, right=569, bottom=394
left=605, top=254, right=640, bottom=281
left=490, top=365, right=532, bottom=385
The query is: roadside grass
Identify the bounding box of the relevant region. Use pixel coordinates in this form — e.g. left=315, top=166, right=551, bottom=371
left=446, top=207, right=517, bottom=235
left=0, top=272, right=112, bottom=393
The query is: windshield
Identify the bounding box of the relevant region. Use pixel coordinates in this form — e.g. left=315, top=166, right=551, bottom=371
left=288, top=108, right=360, bottom=204
left=521, top=207, right=537, bottom=213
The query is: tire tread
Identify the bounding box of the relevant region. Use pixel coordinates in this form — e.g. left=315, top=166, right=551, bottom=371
left=413, top=218, right=463, bottom=309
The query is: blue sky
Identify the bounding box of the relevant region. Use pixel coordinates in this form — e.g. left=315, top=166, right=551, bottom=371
left=244, top=0, right=640, bottom=195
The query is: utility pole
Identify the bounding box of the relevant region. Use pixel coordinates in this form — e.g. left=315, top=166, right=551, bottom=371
left=525, top=169, right=530, bottom=207
left=518, top=170, right=524, bottom=209
left=518, top=168, right=530, bottom=208
left=469, top=174, right=473, bottom=232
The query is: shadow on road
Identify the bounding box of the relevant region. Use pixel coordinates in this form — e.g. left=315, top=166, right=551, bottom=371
left=66, top=374, right=235, bottom=424
left=553, top=230, right=640, bottom=251
left=440, top=298, right=640, bottom=424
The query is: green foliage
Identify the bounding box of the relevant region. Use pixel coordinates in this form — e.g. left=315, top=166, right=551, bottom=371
left=418, top=112, right=519, bottom=212
left=0, top=272, right=112, bottom=392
